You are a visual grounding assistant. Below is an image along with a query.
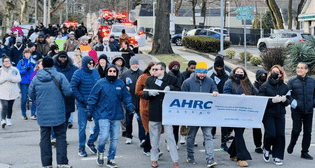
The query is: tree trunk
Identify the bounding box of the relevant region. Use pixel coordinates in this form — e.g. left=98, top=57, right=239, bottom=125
left=175, top=0, right=183, bottom=17
left=20, top=0, right=29, bottom=24
left=192, top=0, right=196, bottom=26
left=265, top=0, right=284, bottom=29
left=224, top=0, right=227, bottom=27
left=288, top=0, right=292, bottom=29
left=149, top=0, right=174, bottom=55
left=2, top=0, right=14, bottom=38
left=296, top=0, right=306, bottom=29
left=199, top=0, right=206, bottom=26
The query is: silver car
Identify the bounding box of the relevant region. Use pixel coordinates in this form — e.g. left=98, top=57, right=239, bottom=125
left=257, top=31, right=312, bottom=52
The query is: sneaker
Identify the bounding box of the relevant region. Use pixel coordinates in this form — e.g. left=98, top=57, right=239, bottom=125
left=194, top=142, right=198, bottom=146
left=255, top=147, right=263, bottom=154
left=22, top=115, right=28, bottom=120
left=151, top=161, right=158, bottom=168
left=220, top=144, right=228, bottom=152
left=51, top=139, right=56, bottom=146
left=1, top=119, right=6, bottom=128
left=6, top=119, right=12, bottom=126
left=78, top=148, right=87, bottom=157
left=273, top=158, right=283, bottom=166
left=263, top=149, right=270, bottom=162
left=207, top=158, right=217, bottom=167
left=173, top=162, right=179, bottom=168
left=143, top=151, right=151, bottom=156
left=237, top=160, right=248, bottom=167
left=125, top=138, right=132, bottom=144
left=180, top=135, right=186, bottom=144
left=57, top=164, right=72, bottom=168
left=140, top=139, right=145, bottom=148
left=186, top=157, right=196, bottom=164
left=68, top=122, right=73, bottom=129
left=107, top=159, right=118, bottom=168
left=301, top=153, right=313, bottom=160
left=30, top=115, right=37, bottom=120
left=86, top=144, right=97, bottom=154
left=287, top=142, right=295, bottom=154
left=97, top=152, right=105, bottom=166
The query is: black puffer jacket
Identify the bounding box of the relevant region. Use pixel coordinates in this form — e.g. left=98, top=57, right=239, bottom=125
left=258, top=79, right=290, bottom=117
left=287, top=75, right=315, bottom=114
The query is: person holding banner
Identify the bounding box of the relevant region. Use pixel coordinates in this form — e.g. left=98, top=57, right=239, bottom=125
left=143, top=62, right=180, bottom=168
left=181, top=61, right=218, bottom=167
left=223, top=67, right=256, bottom=167
left=258, top=65, right=289, bottom=166
left=287, top=63, right=315, bottom=160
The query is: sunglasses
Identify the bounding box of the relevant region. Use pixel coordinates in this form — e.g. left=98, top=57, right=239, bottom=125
left=88, top=62, right=94, bottom=65
left=152, top=68, right=161, bottom=71
left=109, top=70, right=116, bottom=73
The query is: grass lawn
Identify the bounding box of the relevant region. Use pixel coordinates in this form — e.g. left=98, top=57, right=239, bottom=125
left=154, top=55, right=188, bottom=72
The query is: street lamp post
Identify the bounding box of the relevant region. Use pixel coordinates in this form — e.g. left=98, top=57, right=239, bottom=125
left=227, top=2, right=230, bottom=29
left=153, top=2, right=156, bottom=35
left=220, top=0, right=224, bottom=55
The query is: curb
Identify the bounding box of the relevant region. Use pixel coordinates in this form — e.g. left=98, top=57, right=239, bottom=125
left=140, top=50, right=160, bottom=63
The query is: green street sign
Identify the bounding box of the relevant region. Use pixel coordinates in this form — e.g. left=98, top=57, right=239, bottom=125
left=236, top=5, right=254, bottom=20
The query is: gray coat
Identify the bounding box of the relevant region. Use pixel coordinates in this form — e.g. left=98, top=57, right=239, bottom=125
left=28, top=67, right=72, bottom=126
left=181, top=73, right=218, bottom=93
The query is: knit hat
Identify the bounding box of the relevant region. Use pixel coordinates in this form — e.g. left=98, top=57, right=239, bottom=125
left=58, top=50, right=68, bottom=58
left=38, top=33, right=45, bottom=38
left=130, top=56, right=139, bottom=65
left=42, top=57, right=54, bottom=68
left=214, top=56, right=224, bottom=67
left=110, top=35, right=115, bottom=39
left=168, top=61, right=180, bottom=70
left=50, top=45, right=59, bottom=51
left=88, top=49, right=98, bottom=64
left=16, top=37, right=23, bottom=43
left=81, top=36, right=89, bottom=43
left=98, top=54, right=108, bottom=63
left=188, top=60, right=197, bottom=67
left=195, top=62, right=208, bottom=73
left=28, top=42, right=35, bottom=48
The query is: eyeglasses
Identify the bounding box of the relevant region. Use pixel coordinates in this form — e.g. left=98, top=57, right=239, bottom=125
left=88, top=62, right=94, bottom=65
left=109, top=70, right=116, bottom=73
left=152, top=68, right=162, bottom=71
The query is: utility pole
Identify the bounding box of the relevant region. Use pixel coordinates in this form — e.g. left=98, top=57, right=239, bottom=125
left=43, top=0, right=47, bottom=27
left=48, top=0, right=51, bottom=24
left=35, top=0, right=38, bottom=25
left=66, top=0, right=69, bottom=20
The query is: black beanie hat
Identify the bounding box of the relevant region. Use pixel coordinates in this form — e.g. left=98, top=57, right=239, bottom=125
left=98, top=54, right=108, bottom=63
left=42, top=57, right=54, bottom=68
left=58, top=51, right=68, bottom=58
left=28, top=42, right=35, bottom=48
left=50, top=44, right=59, bottom=51
left=214, top=56, right=224, bottom=67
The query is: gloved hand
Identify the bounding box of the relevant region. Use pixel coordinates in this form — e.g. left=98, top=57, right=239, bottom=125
left=279, top=95, right=286, bottom=102
left=272, top=95, right=280, bottom=103
left=164, top=86, right=171, bottom=92
left=149, top=90, right=159, bottom=96
left=86, top=114, right=93, bottom=122
left=291, top=99, right=297, bottom=109
left=26, top=66, right=31, bottom=72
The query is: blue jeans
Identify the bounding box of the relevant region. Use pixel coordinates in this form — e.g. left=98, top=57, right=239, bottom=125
left=68, top=113, right=74, bottom=123
left=40, top=123, right=68, bottom=166
left=78, top=107, right=100, bottom=150
left=125, top=111, right=145, bottom=141
left=98, top=119, right=120, bottom=160
left=20, top=83, right=36, bottom=116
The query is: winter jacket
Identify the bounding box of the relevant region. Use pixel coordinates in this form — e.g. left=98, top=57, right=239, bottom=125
left=0, top=65, right=21, bottom=100
left=181, top=69, right=193, bottom=80
left=0, top=46, right=9, bottom=61
left=258, top=79, right=290, bottom=117
left=71, top=56, right=100, bottom=108
left=135, top=73, right=150, bottom=132
left=47, top=26, right=56, bottom=36
left=36, top=40, right=50, bottom=56
left=28, top=67, right=72, bottom=126
left=95, top=64, right=109, bottom=78
left=143, top=73, right=180, bottom=122
left=223, top=79, right=244, bottom=95
left=86, top=66, right=135, bottom=120
left=17, top=56, right=37, bottom=84
left=53, top=55, right=78, bottom=113
left=207, top=67, right=229, bottom=93
left=10, top=44, right=25, bottom=66
left=79, top=44, right=92, bottom=52
left=96, top=44, right=111, bottom=52
left=64, top=39, right=80, bottom=52
left=182, top=73, right=218, bottom=93
left=120, top=47, right=135, bottom=69
left=168, top=70, right=185, bottom=90
left=31, top=50, right=43, bottom=62
left=120, top=68, right=143, bottom=112
left=287, top=75, right=315, bottom=114
left=109, top=41, right=120, bottom=52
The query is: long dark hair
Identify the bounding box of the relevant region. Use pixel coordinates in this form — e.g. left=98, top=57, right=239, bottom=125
left=267, top=65, right=285, bottom=82
left=143, top=62, right=156, bottom=75
left=232, top=67, right=254, bottom=95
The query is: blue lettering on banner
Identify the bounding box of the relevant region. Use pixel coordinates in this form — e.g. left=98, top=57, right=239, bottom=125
left=169, top=99, right=213, bottom=109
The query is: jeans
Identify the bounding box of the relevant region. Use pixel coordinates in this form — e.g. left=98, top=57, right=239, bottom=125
left=125, top=111, right=145, bottom=141
left=289, top=112, right=313, bottom=153
left=228, top=128, right=252, bottom=161
left=78, top=107, right=100, bottom=149
left=40, top=123, right=68, bottom=166
left=1, top=100, right=15, bottom=120
left=149, top=121, right=178, bottom=162
left=98, top=119, right=121, bottom=160
left=20, top=83, right=36, bottom=116
left=263, top=115, right=285, bottom=159
left=187, top=126, right=214, bottom=161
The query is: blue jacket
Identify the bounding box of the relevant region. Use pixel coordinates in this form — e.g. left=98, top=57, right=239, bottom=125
left=109, top=40, right=120, bottom=52
left=53, top=55, right=78, bottom=113
left=10, top=44, right=25, bottom=66
left=223, top=79, right=244, bottom=95
left=17, top=56, right=37, bottom=84
left=86, top=66, right=135, bottom=120
left=28, top=67, right=72, bottom=126
left=0, top=46, right=9, bottom=59
left=71, top=56, right=100, bottom=108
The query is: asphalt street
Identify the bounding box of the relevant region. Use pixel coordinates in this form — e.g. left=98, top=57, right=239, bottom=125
left=1, top=51, right=315, bottom=168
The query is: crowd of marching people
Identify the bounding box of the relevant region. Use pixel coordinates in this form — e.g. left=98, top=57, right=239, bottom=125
left=1, top=21, right=315, bottom=168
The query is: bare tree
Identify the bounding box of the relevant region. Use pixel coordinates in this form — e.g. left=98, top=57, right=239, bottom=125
left=175, top=0, right=183, bottom=16
left=296, top=0, right=306, bottom=29
left=288, top=0, right=292, bottom=29
left=199, top=0, right=206, bottom=26
left=2, top=0, right=16, bottom=37
left=265, top=0, right=284, bottom=29
left=191, top=0, right=197, bottom=26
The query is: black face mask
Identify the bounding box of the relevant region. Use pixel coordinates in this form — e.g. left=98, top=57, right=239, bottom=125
left=172, top=68, right=180, bottom=76
left=216, top=69, right=225, bottom=76
left=107, top=75, right=117, bottom=82
left=235, top=74, right=245, bottom=80
left=271, top=73, right=279, bottom=80
left=259, top=76, right=267, bottom=82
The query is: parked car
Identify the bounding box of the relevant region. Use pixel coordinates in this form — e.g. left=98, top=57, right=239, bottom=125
left=186, top=28, right=202, bottom=36
left=257, top=31, right=312, bottom=52
left=209, top=27, right=230, bottom=41
left=171, top=34, right=183, bottom=46
left=198, top=29, right=221, bottom=39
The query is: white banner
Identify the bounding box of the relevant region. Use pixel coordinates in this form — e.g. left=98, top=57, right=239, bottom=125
left=67, top=51, right=122, bottom=63
left=162, top=91, right=269, bottom=128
